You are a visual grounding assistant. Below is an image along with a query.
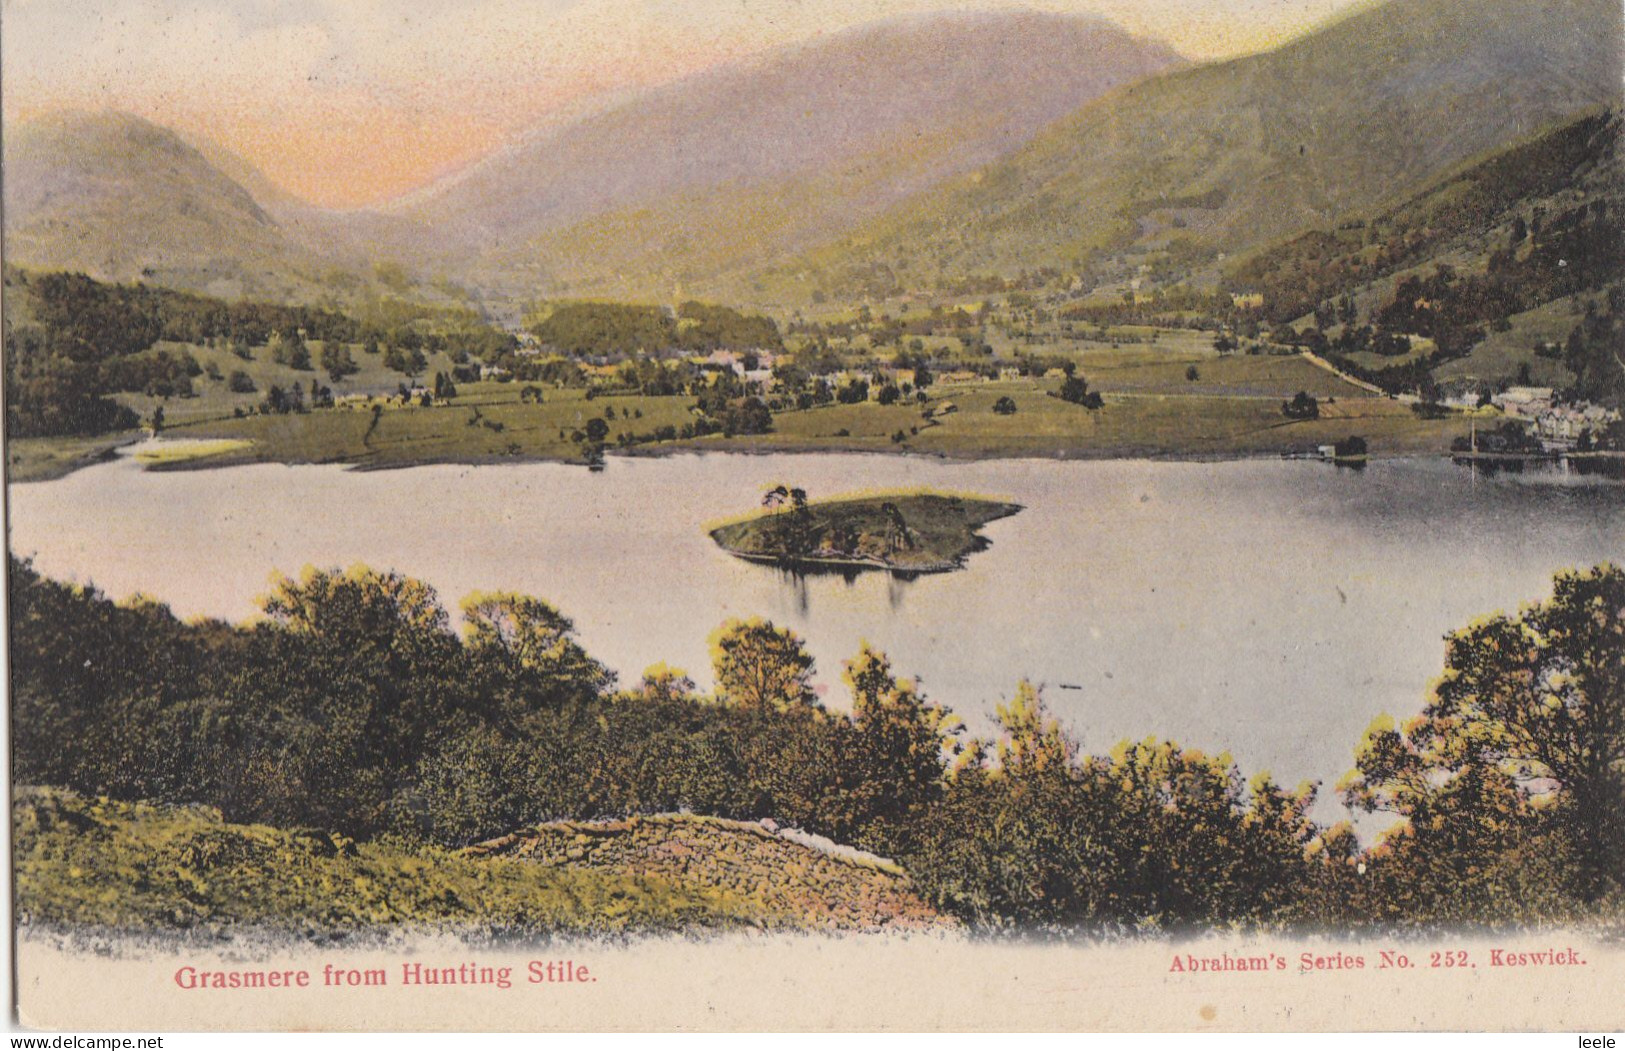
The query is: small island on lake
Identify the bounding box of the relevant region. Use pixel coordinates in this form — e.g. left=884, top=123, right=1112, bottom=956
left=709, top=488, right=1021, bottom=574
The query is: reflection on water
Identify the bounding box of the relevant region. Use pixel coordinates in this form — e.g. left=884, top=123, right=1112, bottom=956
left=1571, top=457, right=1625, bottom=481
left=759, top=562, right=924, bottom=615
left=731, top=530, right=997, bottom=611
left=9, top=450, right=1623, bottom=822
left=1452, top=454, right=1625, bottom=482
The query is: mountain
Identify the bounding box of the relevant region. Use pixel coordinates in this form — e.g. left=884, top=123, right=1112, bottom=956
left=771, top=0, right=1622, bottom=304
left=1, top=111, right=329, bottom=301
left=1229, top=107, right=1624, bottom=402
left=396, top=10, right=1184, bottom=295
left=1228, top=108, right=1623, bottom=324
left=2, top=110, right=473, bottom=304
left=7, top=0, right=1614, bottom=311
left=2, top=12, right=1180, bottom=303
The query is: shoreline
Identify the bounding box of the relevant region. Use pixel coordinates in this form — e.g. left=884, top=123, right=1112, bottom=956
left=11, top=431, right=1625, bottom=485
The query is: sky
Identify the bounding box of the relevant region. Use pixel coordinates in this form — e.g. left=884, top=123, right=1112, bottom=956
left=1, top=0, right=1366, bottom=209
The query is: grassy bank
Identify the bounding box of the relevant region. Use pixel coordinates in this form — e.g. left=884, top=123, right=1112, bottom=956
left=13, top=787, right=948, bottom=939
left=468, top=815, right=949, bottom=932
left=7, top=431, right=139, bottom=483
left=710, top=491, right=1020, bottom=572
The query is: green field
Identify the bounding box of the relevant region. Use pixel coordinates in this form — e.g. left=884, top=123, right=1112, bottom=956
left=683, top=377, right=1470, bottom=460
left=1435, top=297, right=1586, bottom=387
left=9, top=346, right=1478, bottom=482
left=148, top=384, right=699, bottom=471
left=6, top=431, right=137, bottom=483
left=1067, top=349, right=1367, bottom=398
left=110, top=339, right=468, bottom=427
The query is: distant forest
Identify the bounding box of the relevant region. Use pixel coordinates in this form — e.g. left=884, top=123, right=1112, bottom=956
left=10, top=555, right=1622, bottom=933
left=1, top=268, right=514, bottom=439
left=1, top=268, right=786, bottom=441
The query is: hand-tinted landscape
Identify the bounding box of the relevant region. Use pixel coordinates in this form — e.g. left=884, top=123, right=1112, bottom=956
left=3, top=0, right=1622, bottom=1014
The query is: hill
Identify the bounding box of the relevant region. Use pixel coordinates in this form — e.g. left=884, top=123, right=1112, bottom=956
left=389, top=10, right=1183, bottom=293
left=8, top=0, right=1615, bottom=314
left=14, top=787, right=950, bottom=938
left=1227, top=108, right=1624, bottom=402
left=2, top=13, right=1180, bottom=305
left=1227, top=110, right=1623, bottom=321
left=1, top=111, right=330, bottom=301
left=770, top=0, right=1622, bottom=304
left=3, top=112, right=469, bottom=306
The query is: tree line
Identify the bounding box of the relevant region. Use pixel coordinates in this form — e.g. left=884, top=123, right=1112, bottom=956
left=3, top=267, right=518, bottom=439
left=8, top=555, right=1621, bottom=933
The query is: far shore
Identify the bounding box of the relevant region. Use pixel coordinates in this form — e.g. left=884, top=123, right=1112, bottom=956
left=9, top=428, right=1534, bottom=485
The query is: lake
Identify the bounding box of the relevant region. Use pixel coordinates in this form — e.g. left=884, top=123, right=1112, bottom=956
left=9, top=448, right=1622, bottom=822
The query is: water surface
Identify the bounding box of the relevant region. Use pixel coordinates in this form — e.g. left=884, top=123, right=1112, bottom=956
left=10, top=450, right=1621, bottom=820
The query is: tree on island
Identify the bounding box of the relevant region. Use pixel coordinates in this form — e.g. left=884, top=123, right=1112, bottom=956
left=761, top=487, right=818, bottom=555
left=879, top=502, right=915, bottom=553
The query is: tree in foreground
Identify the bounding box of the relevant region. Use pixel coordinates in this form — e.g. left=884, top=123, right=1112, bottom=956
left=1343, top=563, right=1625, bottom=907
left=461, top=591, right=615, bottom=703
left=710, top=618, right=819, bottom=712
left=903, top=679, right=1324, bottom=932
left=838, top=643, right=964, bottom=844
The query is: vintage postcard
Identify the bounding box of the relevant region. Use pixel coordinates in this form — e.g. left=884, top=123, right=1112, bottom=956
left=3, top=0, right=1622, bottom=1034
